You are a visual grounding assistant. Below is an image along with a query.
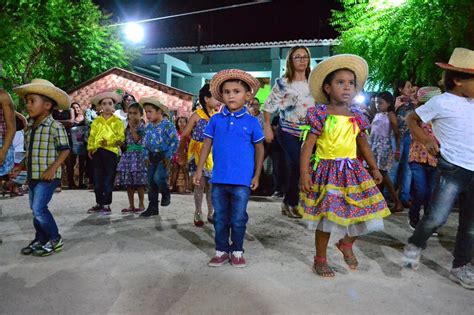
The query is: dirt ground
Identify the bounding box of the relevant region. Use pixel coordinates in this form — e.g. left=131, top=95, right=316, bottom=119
left=0, top=190, right=472, bottom=315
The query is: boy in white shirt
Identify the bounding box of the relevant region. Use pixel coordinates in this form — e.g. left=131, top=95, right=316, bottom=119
left=402, top=48, right=474, bottom=290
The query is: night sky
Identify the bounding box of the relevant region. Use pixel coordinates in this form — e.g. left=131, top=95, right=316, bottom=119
left=93, top=0, right=340, bottom=48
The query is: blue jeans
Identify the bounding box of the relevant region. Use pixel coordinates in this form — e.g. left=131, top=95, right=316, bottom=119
left=277, top=127, right=302, bottom=207
left=28, top=179, right=61, bottom=243
left=409, top=162, right=437, bottom=221
left=211, top=184, right=250, bottom=252
left=92, top=149, right=117, bottom=205
left=389, top=133, right=412, bottom=203
left=147, top=160, right=169, bottom=206
left=408, top=157, right=474, bottom=268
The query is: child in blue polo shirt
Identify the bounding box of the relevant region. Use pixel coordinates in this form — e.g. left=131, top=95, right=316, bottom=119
left=194, top=69, right=264, bottom=268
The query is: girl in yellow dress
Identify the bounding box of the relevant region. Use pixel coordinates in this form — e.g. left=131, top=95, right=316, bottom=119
left=299, top=55, right=390, bottom=277
left=177, top=84, right=220, bottom=226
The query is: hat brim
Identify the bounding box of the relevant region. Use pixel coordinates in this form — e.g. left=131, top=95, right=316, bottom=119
left=309, top=54, right=369, bottom=104
left=139, top=97, right=170, bottom=116
left=435, top=62, right=474, bottom=74
left=91, top=92, right=121, bottom=107
left=13, top=84, right=70, bottom=110
left=210, top=69, right=260, bottom=104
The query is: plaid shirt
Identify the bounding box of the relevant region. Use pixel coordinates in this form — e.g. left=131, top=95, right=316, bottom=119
left=25, top=115, right=70, bottom=181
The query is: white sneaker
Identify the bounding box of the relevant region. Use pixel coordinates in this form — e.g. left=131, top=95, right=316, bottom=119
left=402, top=243, right=421, bottom=270
left=450, top=265, right=474, bottom=290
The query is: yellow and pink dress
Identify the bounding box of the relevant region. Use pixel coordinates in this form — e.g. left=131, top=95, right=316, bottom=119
left=298, top=105, right=390, bottom=235
left=187, top=108, right=214, bottom=177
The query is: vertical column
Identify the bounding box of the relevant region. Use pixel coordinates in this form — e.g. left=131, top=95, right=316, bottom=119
left=159, top=62, right=172, bottom=86
left=270, top=47, right=282, bottom=86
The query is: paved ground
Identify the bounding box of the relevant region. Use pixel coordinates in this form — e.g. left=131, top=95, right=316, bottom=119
left=0, top=189, right=473, bottom=315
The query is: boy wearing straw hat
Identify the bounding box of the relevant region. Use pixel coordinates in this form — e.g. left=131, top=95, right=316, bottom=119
left=194, top=69, right=264, bottom=268
left=403, top=48, right=474, bottom=290
left=139, top=97, right=178, bottom=217
left=13, top=78, right=71, bottom=257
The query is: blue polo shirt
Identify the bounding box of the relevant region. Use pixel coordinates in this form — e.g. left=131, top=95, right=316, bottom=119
left=204, top=106, right=264, bottom=186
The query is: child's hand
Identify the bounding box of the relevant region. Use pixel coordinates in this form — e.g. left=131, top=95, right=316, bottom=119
left=371, top=169, right=383, bottom=185
left=394, top=150, right=401, bottom=161
left=394, top=96, right=405, bottom=111
left=193, top=170, right=202, bottom=186
left=145, top=159, right=150, bottom=167
left=299, top=172, right=312, bottom=193
left=163, top=158, right=170, bottom=169
left=250, top=176, right=259, bottom=191
left=99, top=139, right=108, bottom=147
left=88, top=150, right=93, bottom=160
left=177, top=155, right=187, bottom=166
left=425, top=139, right=440, bottom=156
left=115, top=140, right=124, bottom=147
left=41, top=167, right=56, bottom=181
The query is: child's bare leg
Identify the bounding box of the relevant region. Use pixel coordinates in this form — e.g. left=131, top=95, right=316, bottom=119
left=336, top=235, right=359, bottom=269
left=314, top=230, right=334, bottom=277
left=137, top=186, right=145, bottom=209
left=382, top=170, right=403, bottom=212
left=205, top=179, right=214, bottom=218
left=194, top=178, right=204, bottom=214
left=126, top=187, right=135, bottom=209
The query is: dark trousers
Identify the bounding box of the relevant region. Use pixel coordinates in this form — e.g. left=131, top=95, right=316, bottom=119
left=92, top=148, right=117, bottom=205
left=408, top=162, right=437, bottom=221
left=277, top=127, right=302, bottom=207
left=408, top=157, right=474, bottom=268
left=270, top=137, right=287, bottom=194
left=147, top=159, right=169, bottom=207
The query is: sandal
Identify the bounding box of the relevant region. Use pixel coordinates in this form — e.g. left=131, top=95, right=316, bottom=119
left=194, top=212, right=204, bottom=227
left=335, top=239, right=358, bottom=270
left=133, top=207, right=145, bottom=213
left=313, top=256, right=335, bottom=277
left=287, top=206, right=302, bottom=219
left=390, top=203, right=404, bottom=213
left=121, top=208, right=134, bottom=214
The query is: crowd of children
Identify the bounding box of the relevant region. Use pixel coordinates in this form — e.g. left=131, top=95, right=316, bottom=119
left=0, top=46, right=473, bottom=290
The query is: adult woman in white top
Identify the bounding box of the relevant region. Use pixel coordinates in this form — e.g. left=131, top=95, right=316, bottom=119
left=263, top=46, right=315, bottom=218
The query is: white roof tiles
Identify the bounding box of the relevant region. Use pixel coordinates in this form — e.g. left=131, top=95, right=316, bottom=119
left=142, top=39, right=339, bottom=54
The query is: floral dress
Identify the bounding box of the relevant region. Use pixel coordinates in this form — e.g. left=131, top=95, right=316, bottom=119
left=298, top=105, right=390, bottom=236
left=368, top=112, right=394, bottom=171
left=187, top=108, right=214, bottom=177
left=115, top=122, right=148, bottom=187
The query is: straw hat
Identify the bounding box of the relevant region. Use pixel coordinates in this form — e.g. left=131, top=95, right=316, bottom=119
left=13, top=78, right=71, bottom=110
left=91, top=91, right=121, bottom=107
left=308, top=54, right=369, bottom=104
left=436, top=48, right=474, bottom=74
left=417, top=86, right=442, bottom=104
left=139, top=96, right=170, bottom=116
left=210, top=69, right=260, bottom=104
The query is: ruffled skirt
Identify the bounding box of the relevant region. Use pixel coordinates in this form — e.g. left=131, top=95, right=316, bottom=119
left=298, top=158, right=390, bottom=236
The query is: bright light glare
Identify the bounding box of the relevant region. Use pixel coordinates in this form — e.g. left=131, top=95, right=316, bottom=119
left=125, top=23, right=144, bottom=43
left=355, top=95, right=366, bottom=104
left=372, top=0, right=407, bottom=10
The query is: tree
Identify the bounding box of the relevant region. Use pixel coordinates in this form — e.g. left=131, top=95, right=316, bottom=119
left=0, top=0, right=138, bottom=93
left=330, top=0, right=474, bottom=89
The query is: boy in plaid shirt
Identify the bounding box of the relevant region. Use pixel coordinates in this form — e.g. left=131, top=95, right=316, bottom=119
left=14, top=79, right=71, bottom=257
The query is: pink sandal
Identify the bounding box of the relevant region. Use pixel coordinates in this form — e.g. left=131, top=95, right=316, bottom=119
left=121, top=208, right=134, bottom=214
left=313, top=256, right=335, bottom=277
left=335, top=240, right=358, bottom=270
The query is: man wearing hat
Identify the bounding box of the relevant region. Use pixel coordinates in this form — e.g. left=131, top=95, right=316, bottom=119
left=403, top=48, right=474, bottom=290
left=13, top=78, right=71, bottom=257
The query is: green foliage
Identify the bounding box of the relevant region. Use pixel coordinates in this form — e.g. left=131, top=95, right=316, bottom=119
left=331, top=0, right=474, bottom=89
left=0, top=0, right=140, bottom=93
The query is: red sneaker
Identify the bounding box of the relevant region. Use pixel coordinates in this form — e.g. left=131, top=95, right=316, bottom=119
left=230, top=251, right=246, bottom=268
left=208, top=251, right=229, bottom=267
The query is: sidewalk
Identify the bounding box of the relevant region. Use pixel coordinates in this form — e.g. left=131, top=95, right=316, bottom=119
left=0, top=190, right=472, bottom=314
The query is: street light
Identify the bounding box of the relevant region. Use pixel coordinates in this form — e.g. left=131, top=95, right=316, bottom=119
left=124, top=23, right=144, bottom=43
